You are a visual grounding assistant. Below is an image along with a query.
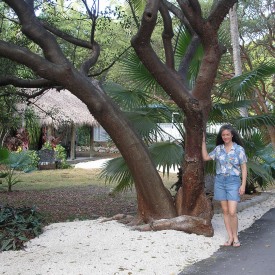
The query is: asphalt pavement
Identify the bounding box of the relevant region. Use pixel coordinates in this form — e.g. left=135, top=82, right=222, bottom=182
left=179, top=207, right=275, bottom=275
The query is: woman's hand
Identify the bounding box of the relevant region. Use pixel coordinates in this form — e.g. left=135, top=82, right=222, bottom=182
left=239, top=185, right=245, bottom=195
left=240, top=163, right=247, bottom=195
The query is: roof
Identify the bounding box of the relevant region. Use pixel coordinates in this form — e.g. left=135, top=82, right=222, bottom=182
left=18, top=89, right=98, bottom=127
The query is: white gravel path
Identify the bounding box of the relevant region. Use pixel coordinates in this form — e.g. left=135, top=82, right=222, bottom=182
left=0, top=159, right=274, bottom=275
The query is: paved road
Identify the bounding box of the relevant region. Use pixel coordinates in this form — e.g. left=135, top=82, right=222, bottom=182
left=179, top=208, right=275, bottom=275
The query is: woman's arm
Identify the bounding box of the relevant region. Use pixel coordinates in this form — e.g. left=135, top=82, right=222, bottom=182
left=202, top=135, right=212, bottom=161
left=239, top=163, right=247, bottom=195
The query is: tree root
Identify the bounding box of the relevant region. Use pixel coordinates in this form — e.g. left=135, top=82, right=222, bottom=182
left=100, top=214, right=138, bottom=225
left=101, top=214, right=214, bottom=237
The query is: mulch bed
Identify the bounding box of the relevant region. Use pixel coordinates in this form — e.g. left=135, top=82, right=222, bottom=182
left=0, top=185, right=138, bottom=224
left=0, top=185, right=260, bottom=225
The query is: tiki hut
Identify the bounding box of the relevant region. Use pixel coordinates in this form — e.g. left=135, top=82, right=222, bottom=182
left=19, top=89, right=98, bottom=159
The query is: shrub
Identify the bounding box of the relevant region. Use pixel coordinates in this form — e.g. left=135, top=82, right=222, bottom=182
left=0, top=205, right=44, bottom=251
left=54, top=144, right=70, bottom=169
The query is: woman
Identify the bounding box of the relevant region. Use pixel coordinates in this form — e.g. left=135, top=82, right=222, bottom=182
left=202, top=124, right=247, bottom=247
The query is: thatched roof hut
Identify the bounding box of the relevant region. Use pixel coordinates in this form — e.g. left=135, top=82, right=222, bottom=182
left=28, top=89, right=98, bottom=127
left=18, top=89, right=98, bottom=159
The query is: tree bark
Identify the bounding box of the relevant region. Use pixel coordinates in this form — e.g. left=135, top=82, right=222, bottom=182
left=133, top=215, right=214, bottom=237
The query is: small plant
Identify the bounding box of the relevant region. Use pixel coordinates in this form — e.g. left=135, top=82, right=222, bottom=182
left=54, top=144, right=70, bottom=169
left=41, top=140, right=52, bottom=150
left=0, top=205, right=44, bottom=251
left=0, top=149, right=36, bottom=192
left=27, top=150, right=39, bottom=168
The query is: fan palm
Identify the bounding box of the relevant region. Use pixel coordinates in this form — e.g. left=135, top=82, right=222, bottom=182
left=219, top=62, right=275, bottom=101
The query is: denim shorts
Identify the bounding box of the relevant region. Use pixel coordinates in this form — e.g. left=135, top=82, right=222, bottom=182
left=214, top=174, right=241, bottom=202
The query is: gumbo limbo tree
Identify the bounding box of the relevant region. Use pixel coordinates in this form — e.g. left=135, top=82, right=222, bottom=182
left=0, top=0, right=238, bottom=237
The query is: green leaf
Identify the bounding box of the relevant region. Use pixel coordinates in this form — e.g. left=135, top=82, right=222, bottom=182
left=149, top=141, right=183, bottom=176
left=0, top=148, right=9, bottom=162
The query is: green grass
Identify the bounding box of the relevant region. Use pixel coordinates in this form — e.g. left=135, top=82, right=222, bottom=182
left=7, top=168, right=179, bottom=192
left=13, top=168, right=107, bottom=191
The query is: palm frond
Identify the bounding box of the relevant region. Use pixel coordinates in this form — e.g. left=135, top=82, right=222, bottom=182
left=247, top=160, right=274, bottom=189
left=99, top=157, right=134, bottom=192
left=149, top=141, right=183, bottom=176
left=235, top=114, right=275, bottom=137
left=125, top=110, right=159, bottom=140
left=219, top=61, right=275, bottom=100
left=209, top=101, right=251, bottom=124
left=103, top=82, right=150, bottom=110
left=242, top=132, right=267, bottom=158
left=99, top=141, right=184, bottom=191
left=217, top=26, right=231, bottom=49
left=125, top=0, right=146, bottom=14
left=174, top=26, right=203, bottom=88
left=124, top=104, right=176, bottom=143
left=8, top=151, right=33, bottom=171
left=0, top=147, right=9, bottom=162
left=120, top=50, right=162, bottom=92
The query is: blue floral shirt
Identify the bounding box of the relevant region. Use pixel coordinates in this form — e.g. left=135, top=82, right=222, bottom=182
left=209, top=142, right=247, bottom=176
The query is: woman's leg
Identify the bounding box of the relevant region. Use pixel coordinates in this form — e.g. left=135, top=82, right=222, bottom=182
left=227, top=200, right=240, bottom=246
left=220, top=200, right=239, bottom=246
left=220, top=200, right=233, bottom=245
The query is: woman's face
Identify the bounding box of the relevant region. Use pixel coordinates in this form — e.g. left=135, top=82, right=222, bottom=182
left=221, top=129, right=233, bottom=144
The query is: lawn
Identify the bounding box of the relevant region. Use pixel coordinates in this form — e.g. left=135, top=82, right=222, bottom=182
left=0, top=167, right=178, bottom=224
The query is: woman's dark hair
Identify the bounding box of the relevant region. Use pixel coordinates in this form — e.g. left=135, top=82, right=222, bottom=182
left=216, top=124, right=243, bottom=146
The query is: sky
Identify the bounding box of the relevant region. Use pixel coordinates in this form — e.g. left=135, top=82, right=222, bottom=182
left=89, top=0, right=121, bottom=12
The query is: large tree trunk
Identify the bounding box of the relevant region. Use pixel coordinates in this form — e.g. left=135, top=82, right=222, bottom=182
left=65, top=74, right=177, bottom=222
left=175, top=113, right=213, bottom=221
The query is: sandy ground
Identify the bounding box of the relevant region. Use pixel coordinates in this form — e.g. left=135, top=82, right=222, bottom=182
left=0, top=159, right=274, bottom=275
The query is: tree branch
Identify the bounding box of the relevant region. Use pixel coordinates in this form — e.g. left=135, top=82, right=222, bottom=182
left=90, top=45, right=132, bottom=77
left=41, top=21, right=94, bottom=49
left=131, top=0, right=192, bottom=112
left=0, top=41, right=68, bottom=81
left=208, top=0, right=238, bottom=31
left=0, top=76, right=54, bottom=88
left=162, top=0, right=193, bottom=34
left=82, top=0, right=98, bottom=44
left=4, top=0, right=68, bottom=65
left=177, top=0, right=204, bottom=36
left=126, top=0, right=140, bottom=29
left=188, top=0, right=202, bottom=16
left=159, top=2, right=174, bottom=69
left=80, top=42, right=100, bottom=75
left=0, top=87, right=50, bottom=100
